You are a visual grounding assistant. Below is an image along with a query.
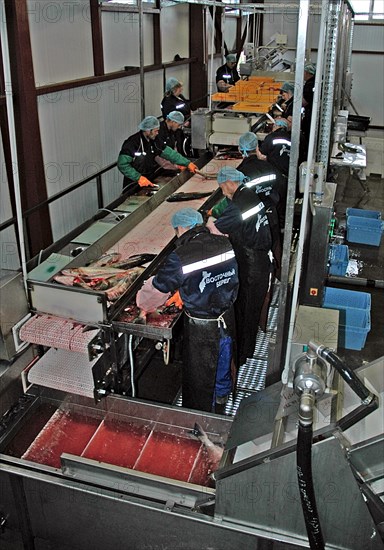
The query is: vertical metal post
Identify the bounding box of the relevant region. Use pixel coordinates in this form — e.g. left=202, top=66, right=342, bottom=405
left=317, top=0, right=342, bottom=166
left=138, top=0, right=145, bottom=119
left=269, top=0, right=309, bottom=382
left=96, top=175, right=104, bottom=210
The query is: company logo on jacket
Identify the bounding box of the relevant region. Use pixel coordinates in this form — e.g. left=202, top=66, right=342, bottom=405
left=199, top=269, right=236, bottom=293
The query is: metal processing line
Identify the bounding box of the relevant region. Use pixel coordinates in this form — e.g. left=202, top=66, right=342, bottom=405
left=0, top=149, right=383, bottom=549
left=1, top=2, right=384, bottom=547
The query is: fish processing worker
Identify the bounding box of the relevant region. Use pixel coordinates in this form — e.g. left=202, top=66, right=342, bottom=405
left=279, top=81, right=295, bottom=127
left=158, top=111, right=191, bottom=158
left=117, top=116, right=197, bottom=193
left=302, top=63, right=316, bottom=140
left=136, top=208, right=239, bottom=413
left=161, top=78, right=191, bottom=125
left=257, top=118, right=292, bottom=177
left=216, top=53, right=240, bottom=92
left=206, top=167, right=274, bottom=367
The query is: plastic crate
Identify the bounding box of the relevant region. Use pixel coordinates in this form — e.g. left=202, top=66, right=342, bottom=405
left=346, top=208, right=381, bottom=220
left=323, top=287, right=371, bottom=350
left=328, top=244, right=349, bottom=276
left=346, top=216, right=383, bottom=246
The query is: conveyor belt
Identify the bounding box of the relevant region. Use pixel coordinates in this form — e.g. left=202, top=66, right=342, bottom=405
left=27, top=348, right=98, bottom=398
left=104, top=158, right=239, bottom=260
left=20, top=314, right=98, bottom=353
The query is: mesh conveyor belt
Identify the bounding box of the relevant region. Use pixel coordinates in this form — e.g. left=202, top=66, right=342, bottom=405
left=28, top=348, right=98, bottom=398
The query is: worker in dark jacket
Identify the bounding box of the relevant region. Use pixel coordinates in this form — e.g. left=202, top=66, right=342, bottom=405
left=117, top=116, right=197, bottom=193
left=279, top=81, right=295, bottom=127
left=302, top=63, right=316, bottom=140
left=207, top=168, right=274, bottom=366
left=161, top=78, right=191, bottom=125
left=136, top=208, right=239, bottom=413
left=216, top=54, right=240, bottom=92
left=158, top=111, right=191, bottom=158
left=257, top=118, right=291, bottom=177
left=210, top=132, right=283, bottom=270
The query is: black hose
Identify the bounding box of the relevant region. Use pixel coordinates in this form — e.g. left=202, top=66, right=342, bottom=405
left=297, top=423, right=325, bottom=550
left=317, top=347, right=372, bottom=402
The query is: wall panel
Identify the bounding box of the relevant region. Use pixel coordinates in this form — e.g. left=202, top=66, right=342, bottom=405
left=160, top=5, right=189, bottom=63
left=28, top=0, right=93, bottom=85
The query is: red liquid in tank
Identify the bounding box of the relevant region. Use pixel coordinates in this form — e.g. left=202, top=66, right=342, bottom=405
left=133, top=430, right=202, bottom=482
left=22, top=409, right=100, bottom=468
left=82, top=420, right=151, bottom=468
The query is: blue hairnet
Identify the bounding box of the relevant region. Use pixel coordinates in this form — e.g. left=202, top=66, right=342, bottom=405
left=165, top=77, right=181, bottom=93
left=239, top=132, right=258, bottom=152
left=167, top=111, right=185, bottom=124
left=171, top=208, right=203, bottom=229
left=217, top=167, right=246, bottom=185
left=304, top=63, right=316, bottom=75
left=139, top=116, right=160, bottom=131
left=226, top=54, right=236, bottom=63
left=279, top=82, right=295, bottom=94
left=274, top=118, right=289, bottom=129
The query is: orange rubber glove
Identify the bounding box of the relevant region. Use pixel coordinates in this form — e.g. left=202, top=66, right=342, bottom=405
left=138, top=176, right=155, bottom=188
left=164, top=290, right=183, bottom=309
left=187, top=162, right=198, bottom=174
left=176, top=165, right=187, bottom=171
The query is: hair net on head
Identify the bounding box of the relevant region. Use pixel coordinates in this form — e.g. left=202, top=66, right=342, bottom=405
left=165, top=77, right=181, bottom=93
left=274, top=118, right=289, bottom=129
left=171, top=208, right=203, bottom=229
left=217, top=167, right=246, bottom=186
left=280, top=81, right=295, bottom=94
left=239, top=132, right=258, bottom=153
left=226, top=54, right=236, bottom=63
left=167, top=111, right=185, bottom=124
left=139, top=116, right=160, bottom=131
left=304, top=63, right=316, bottom=75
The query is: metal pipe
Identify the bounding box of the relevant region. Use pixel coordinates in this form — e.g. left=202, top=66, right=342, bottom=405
left=308, top=340, right=375, bottom=403
left=280, top=0, right=311, bottom=384
left=0, top=2, right=29, bottom=296
left=208, top=3, right=216, bottom=111
left=328, top=275, right=384, bottom=288
left=138, top=0, right=145, bottom=119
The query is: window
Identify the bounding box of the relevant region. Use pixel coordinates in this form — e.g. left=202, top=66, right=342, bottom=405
left=349, top=0, right=384, bottom=21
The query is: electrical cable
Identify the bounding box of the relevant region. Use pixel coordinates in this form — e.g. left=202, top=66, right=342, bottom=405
left=128, top=334, right=136, bottom=397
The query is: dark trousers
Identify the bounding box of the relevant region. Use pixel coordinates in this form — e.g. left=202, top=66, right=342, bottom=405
left=235, top=248, right=272, bottom=365
left=182, top=308, right=236, bottom=412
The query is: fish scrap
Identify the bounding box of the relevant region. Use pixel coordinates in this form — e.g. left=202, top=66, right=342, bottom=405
left=54, top=266, right=144, bottom=301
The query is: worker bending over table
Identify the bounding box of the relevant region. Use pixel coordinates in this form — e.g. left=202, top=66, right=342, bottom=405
left=207, top=168, right=274, bottom=367
left=117, top=116, right=197, bottom=193
left=136, top=208, right=239, bottom=413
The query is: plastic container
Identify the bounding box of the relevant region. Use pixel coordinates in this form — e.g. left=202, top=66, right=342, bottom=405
left=346, top=216, right=383, bottom=246
left=328, top=244, right=349, bottom=276
left=346, top=208, right=381, bottom=220
left=323, top=287, right=371, bottom=350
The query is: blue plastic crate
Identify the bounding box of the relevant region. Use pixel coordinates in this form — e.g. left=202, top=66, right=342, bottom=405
left=346, top=216, right=383, bottom=246
left=346, top=208, right=381, bottom=220
left=328, top=244, right=349, bottom=276
left=323, top=287, right=371, bottom=350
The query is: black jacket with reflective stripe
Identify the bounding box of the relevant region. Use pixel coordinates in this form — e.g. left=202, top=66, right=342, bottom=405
left=153, top=226, right=239, bottom=318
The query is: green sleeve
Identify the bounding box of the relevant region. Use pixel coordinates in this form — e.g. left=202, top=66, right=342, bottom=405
left=117, top=154, right=141, bottom=182
left=161, top=146, right=190, bottom=167
left=211, top=197, right=229, bottom=219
